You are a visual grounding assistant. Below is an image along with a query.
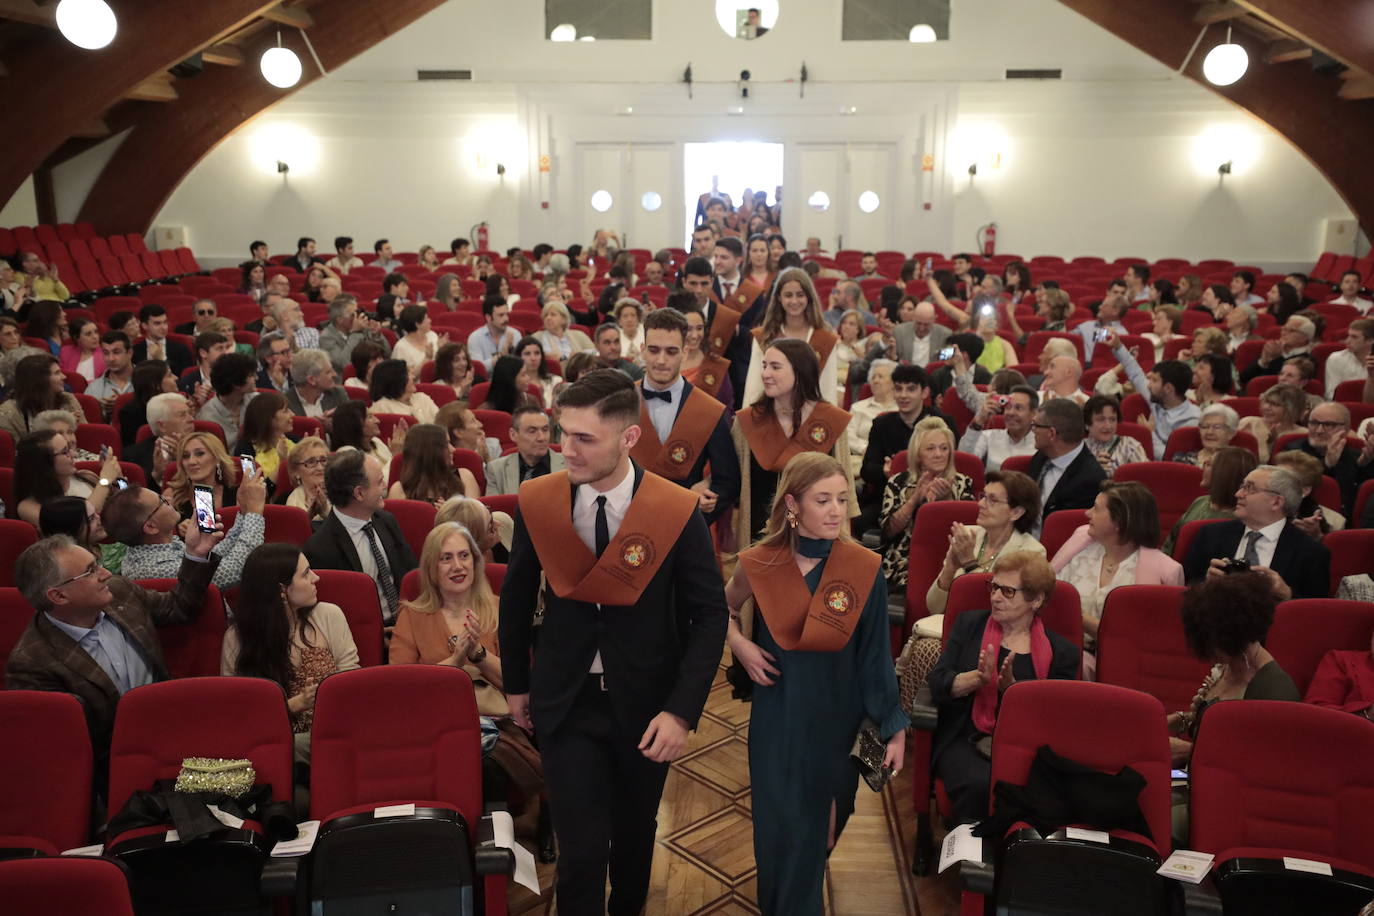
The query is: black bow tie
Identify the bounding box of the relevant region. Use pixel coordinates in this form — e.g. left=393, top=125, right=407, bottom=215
left=643, top=388, right=672, bottom=403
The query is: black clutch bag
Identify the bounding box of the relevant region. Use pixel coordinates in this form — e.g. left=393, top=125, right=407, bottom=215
left=850, top=719, right=893, bottom=792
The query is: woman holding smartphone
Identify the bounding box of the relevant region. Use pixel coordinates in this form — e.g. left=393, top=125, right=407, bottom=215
left=164, top=430, right=239, bottom=520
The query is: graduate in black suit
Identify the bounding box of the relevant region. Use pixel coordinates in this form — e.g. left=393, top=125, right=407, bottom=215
left=1026, top=397, right=1107, bottom=524
left=629, top=308, right=740, bottom=525
left=709, top=239, right=768, bottom=409
left=1183, top=463, right=1332, bottom=601
left=303, top=450, right=418, bottom=624
left=499, top=370, right=727, bottom=916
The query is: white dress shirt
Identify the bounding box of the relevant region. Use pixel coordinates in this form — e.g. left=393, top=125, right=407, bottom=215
left=1039, top=441, right=1086, bottom=507
left=1324, top=349, right=1366, bottom=399
left=572, top=464, right=636, bottom=674
left=910, top=332, right=932, bottom=368
left=334, top=508, right=388, bottom=614
left=1233, top=517, right=1286, bottom=570
left=45, top=612, right=153, bottom=695
left=642, top=375, right=685, bottom=446
left=1329, top=295, right=1373, bottom=316
left=959, top=425, right=1037, bottom=471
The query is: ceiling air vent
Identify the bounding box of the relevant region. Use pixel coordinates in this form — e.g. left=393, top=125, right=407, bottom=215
left=417, top=69, right=473, bottom=81
left=1005, top=69, right=1062, bottom=80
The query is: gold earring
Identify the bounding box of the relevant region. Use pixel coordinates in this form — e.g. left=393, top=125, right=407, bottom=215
left=786, top=506, right=798, bottom=529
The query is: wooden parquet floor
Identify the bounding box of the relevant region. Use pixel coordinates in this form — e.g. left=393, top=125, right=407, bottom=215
left=508, top=661, right=962, bottom=915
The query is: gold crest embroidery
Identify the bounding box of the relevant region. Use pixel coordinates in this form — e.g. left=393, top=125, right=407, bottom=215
left=712, top=336, right=724, bottom=349
left=824, top=583, right=857, bottom=617
left=703, top=372, right=717, bottom=386
left=809, top=422, right=829, bottom=444
left=668, top=441, right=691, bottom=465
left=620, top=534, right=655, bottom=570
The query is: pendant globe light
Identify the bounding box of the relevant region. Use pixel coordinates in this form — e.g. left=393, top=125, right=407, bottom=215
left=55, top=0, right=118, bottom=50
left=1202, top=27, right=1249, bottom=87
left=260, top=31, right=303, bottom=89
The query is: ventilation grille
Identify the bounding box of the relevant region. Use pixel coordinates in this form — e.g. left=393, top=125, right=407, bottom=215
left=417, top=69, right=473, bottom=81
left=1005, top=68, right=1062, bottom=80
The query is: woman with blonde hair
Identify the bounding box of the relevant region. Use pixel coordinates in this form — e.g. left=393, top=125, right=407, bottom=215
left=283, top=436, right=330, bottom=520
left=164, top=430, right=239, bottom=519
left=435, top=495, right=512, bottom=559
left=534, top=299, right=594, bottom=363
left=417, top=245, right=442, bottom=272
left=1238, top=384, right=1308, bottom=462
left=741, top=267, right=840, bottom=406
left=387, top=422, right=480, bottom=503
left=724, top=451, right=907, bottom=915
left=879, top=415, right=975, bottom=589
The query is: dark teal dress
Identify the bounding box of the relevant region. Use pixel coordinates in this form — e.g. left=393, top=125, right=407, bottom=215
left=748, top=536, right=909, bottom=915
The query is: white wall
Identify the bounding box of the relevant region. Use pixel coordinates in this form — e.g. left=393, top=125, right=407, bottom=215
left=0, top=177, right=39, bottom=229
left=128, top=0, right=1355, bottom=267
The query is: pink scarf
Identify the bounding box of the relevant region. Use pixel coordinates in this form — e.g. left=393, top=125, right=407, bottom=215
left=971, top=613, right=1053, bottom=735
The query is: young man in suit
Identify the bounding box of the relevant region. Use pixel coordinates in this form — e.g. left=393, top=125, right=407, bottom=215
left=7, top=527, right=223, bottom=789
left=499, top=369, right=727, bottom=916
left=486, top=405, right=566, bottom=495
left=628, top=307, right=739, bottom=526
left=1183, top=464, right=1331, bottom=601
left=711, top=239, right=767, bottom=408
left=132, top=304, right=192, bottom=375
left=858, top=364, right=957, bottom=531
left=1027, top=396, right=1107, bottom=530
left=304, top=450, right=417, bottom=625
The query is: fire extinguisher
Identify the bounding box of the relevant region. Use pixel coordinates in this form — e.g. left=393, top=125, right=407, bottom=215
left=978, top=222, right=997, bottom=258
left=473, top=222, right=490, bottom=252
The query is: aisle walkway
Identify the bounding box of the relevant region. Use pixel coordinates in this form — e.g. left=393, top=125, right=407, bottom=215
left=510, top=662, right=961, bottom=915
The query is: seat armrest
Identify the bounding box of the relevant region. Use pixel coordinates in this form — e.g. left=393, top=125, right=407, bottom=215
left=910, top=684, right=938, bottom=731
left=861, top=528, right=882, bottom=550
left=477, top=804, right=515, bottom=877
left=887, top=598, right=906, bottom=628
left=260, top=857, right=301, bottom=897
left=958, top=838, right=996, bottom=896
left=1182, top=876, right=1223, bottom=915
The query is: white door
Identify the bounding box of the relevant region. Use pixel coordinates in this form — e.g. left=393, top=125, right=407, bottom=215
left=844, top=144, right=896, bottom=252
left=577, top=144, right=627, bottom=247
left=624, top=144, right=674, bottom=252
left=794, top=145, right=843, bottom=252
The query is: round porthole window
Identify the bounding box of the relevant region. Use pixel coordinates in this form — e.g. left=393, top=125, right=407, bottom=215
left=858, top=190, right=880, bottom=213
left=590, top=189, right=613, bottom=212
left=641, top=191, right=662, bottom=212
left=807, top=191, right=831, bottom=211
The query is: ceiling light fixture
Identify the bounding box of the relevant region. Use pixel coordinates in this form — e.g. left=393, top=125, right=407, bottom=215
left=55, top=0, right=117, bottom=50
left=1202, top=26, right=1248, bottom=86
left=550, top=23, right=576, bottom=42
left=908, top=24, right=936, bottom=43
left=260, top=31, right=303, bottom=89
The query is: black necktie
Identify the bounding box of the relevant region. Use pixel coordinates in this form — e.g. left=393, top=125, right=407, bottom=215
left=361, top=521, right=399, bottom=621
left=594, top=495, right=610, bottom=558
left=643, top=388, right=672, bottom=403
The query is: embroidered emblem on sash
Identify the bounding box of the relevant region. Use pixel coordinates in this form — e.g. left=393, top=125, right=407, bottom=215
left=621, top=535, right=653, bottom=570
left=703, top=372, right=717, bottom=386
left=825, top=583, right=857, bottom=617
left=808, top=421, right=830, bottom=444
left=667, top=440, right=692, bottom=466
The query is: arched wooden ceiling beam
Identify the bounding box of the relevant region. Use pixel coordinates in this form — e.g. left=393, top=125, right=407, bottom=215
left=1230, top=0, right=1374, bottom=79
left=77, top=0, right=447, bottom=235
left=0, top=0, right=278, bottom=207
left=1057, top=0, right=1374, bottom=235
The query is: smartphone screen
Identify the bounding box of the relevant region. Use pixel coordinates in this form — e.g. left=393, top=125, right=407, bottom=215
left=193, top=485, right=217, bottom=533
left=240, top=457, right=255, bottom=478
left=938, top=346, right=955, bottom=360
left=1095, top=328, right=1111, bottom=343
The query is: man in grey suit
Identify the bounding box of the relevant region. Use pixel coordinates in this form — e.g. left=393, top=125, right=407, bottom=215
left=857, top=301, right=950, bottom=382
left=486, top=405, right=566, bottom=495
left=285, top=349, right=351, bottom=432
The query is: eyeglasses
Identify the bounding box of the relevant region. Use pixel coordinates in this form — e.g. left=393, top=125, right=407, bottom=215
left=142, top=493, right=171, bottom=530
left=50, top=443, right=73, bottom=457
left=196, top=310, right=215, bottom=316
left=296, top=456, right=328, bottom=469
left=1307, top=419, right=1346, bottom=431
left=1029, top=422, right=1054, bottom=431
left=1237, top=481, right=1281, bottom=497
left=56, top=560, right=100, bottom=588
left=987, top=580, right=1026, bottom=599
left=1198, top=423, right=1229, bottom=432
left=975, top=491, right=1007, bottom=506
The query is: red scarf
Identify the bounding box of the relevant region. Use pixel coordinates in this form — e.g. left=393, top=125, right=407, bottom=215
left=971, top=613, right=1052, bottom=735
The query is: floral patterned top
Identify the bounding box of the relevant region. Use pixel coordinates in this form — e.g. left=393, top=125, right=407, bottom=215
left=879, top=470, right=974, bottom=588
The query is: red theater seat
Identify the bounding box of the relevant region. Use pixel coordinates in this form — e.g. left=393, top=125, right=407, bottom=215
left=0, top=857, right=134, bottom=916
left=0, top=692, right=93, bottom=857
left=1095, top=585, right=1207, bottom=713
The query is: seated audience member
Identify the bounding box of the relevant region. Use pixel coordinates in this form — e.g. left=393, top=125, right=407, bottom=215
left=879, top=416, right=975, bottom=590
left=1230, top=270, right=1264, bottom=308
left=30, top=408, right=98, bottom=461
left=106, top=475, right=265, bottom=589
left=515, top=336, right=558, bottom=409
left=927, top=470, right=1044, bottom=614
left=437, top=402, right=497, bottom=465
left=133, top=305, right=193, bottom=375
left=534, top=300, right=594, bottom=364
left=927, top=551, right=1081, bottom=823
left=59, top=316, right=104, bottom=383
left=391, top=305, right=443, bottom=375
left=85, top=331, right=136, bottom=418
left=1273, top=449, right=1345, bottom=537
left=848, top=359, right=897, bottom=475
left=927, top=333, right=991, bottom=394
left=1171, top=403, right=1240, bottom=470
left=234, top=391, right=295, bottom=499
left=1279, top=401, right=1373, bottom=521
left=614, top=299, right=646, bottom=363
left=326, top=235, right=365, bottom=275
left=1142, top=305, right=1184, bottom=362
left=486, top=405, right=563, bottom=495
left=332, top=399, right=402, bottom=470
left=972, top=311, right=1018, bottom=374
left=1182, top=464, right=1331, bottom=600
left=6, top=528, right=222, bottom=781
left=256, top=331, right=293, bottom=393
left=1082, top=395, right=1147, bottom=476
left=960, top=383, right=1039, bottom=472
left=1238, top=384, right=1307, bottom=463
left=285, top=348, right=349, bottom=423
left=432, top=342, right=475, bottom=402
left=369, top=358, right=439, bottom=424
left=1329, top=269, right=1373, bottom=314
left=1305, top=628, right=1374, bottom=717
left=1076, top=296, right=1128, bottom=367
left=479, top=354, right=540, bottom=415
left=1052, top=481, right=1184, bottom=664
left=118, top=360, right=177, bottom=447
left=387, top=422, right=480, bottom=502
left=1323, top=318, right=1372, bottom=398
left=13, top=429, right=124, bottom=526
left=198, top=352, right=258, bottom=450
left=1168, top=573, right=1301, bottom=770
left=0, top=353, right=86, bottom=444
left=177, top=331, right=234, bottom=408
left=344, top=340, right=385, bottom=392
left=283, top=436, right=331, bottom=521
left=1224, top=304, right=1260, bottom=354
left=1162, top=447, right=1258, bottom=555
left=221, top=543, right=359, bottom=763
left=1036, top=353, right=1089, bottom=407
left=442, top=237, right=473, bottom=268
left=435, top=495, right=512, bottom=560
left=1188, top=353, right=1233, bottom=408
left=211, top=317, right=254, bottom=359
left=1105, top=331, right=1199, bottom=458
left=39, top=496, right=123, bottom=573
left=320, top=294, right=390, bottom=373
left=164, top=431, right=240, bottom=520
left=304, top=450, right=418, bottom=625
left=123, top=392, right=192, bottom=484
left=858, top=364, right=955, bottom=529
left=1239, top=315, right=1315, bottom=386
left=1196, top=284, right=1234, bottom=322
left=372, top=239, right=403, bottom=273
left=467, top=295, right=522, bottom=372
left=1028, top=397, right=1107, bottom=527
left=591, top=322, right=644, bottom=380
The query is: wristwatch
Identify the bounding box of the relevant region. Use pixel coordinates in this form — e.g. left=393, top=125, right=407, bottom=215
left=467, top=644, right=488, bottom=664
left=99, top=477, right=112, bottom=487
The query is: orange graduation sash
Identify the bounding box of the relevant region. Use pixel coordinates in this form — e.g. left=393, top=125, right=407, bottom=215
left=737, top=401, right=851, bottom=472
left=705, top=303, right=741, bottom=358
left=631, top=383, right=727, bottom=482
left=738, top=540, right=880, bottom=651
left=752, top=326, right=839, bottom=370
left=689, top=355, right=731, bottom=401
left=518, top=469, right=698, bottom=606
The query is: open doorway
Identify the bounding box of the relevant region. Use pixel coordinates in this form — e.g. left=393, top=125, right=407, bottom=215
left=683, top=141, right=785, bottom=244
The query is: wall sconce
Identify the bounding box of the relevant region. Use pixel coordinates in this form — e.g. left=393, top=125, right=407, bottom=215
left=496, top=163, right=506, bottom=178
left=276, top=161, right=290, bottom=174
left=968, top=163, right=978, bottom=178
left=1217, top=160, right=1232, bottom=176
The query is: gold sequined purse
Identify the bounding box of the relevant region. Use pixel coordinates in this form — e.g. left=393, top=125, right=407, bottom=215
left=174, top=758, right=256, bottom=797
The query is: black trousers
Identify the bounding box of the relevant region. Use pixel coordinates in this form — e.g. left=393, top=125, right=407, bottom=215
left=540, top=676, right=671, bottom=916
left=935, top=736, right=992, bottom=825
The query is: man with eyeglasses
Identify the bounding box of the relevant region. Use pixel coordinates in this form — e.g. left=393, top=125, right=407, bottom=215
left=1026, top=397, right=1106, bottom=530
left=6, top=523, right=224, bottom=789
left=1182, top=464, right=1330, bottom=600
left=1278, top=402, right=1374, bottom=521
left=174, top=298, right=219, bottom=336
